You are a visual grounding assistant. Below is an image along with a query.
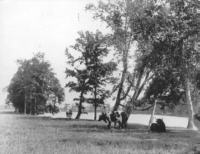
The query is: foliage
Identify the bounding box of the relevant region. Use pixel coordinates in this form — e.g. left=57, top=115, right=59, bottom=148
left=144, top=69, right=184, bottom=109
left=86, top=0, right=135, bottom=111
left=6, top=52, right=65, bottom=114
left=127, top=0, right=199, bottom=98
left=65, top=31, right=116, bottom=119
left=127, top=0, right=200, bottom=129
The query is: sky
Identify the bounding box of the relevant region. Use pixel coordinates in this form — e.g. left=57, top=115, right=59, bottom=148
left=0, top=0, right=112, bottom=106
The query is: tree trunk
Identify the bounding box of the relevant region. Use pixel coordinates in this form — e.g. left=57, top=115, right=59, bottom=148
left=149, top=100, right=157, bottom=126
left=113, top=82, right=124, bottom=111
left=75, top=92, right=84, bottom=119
left=94, top=105, right=97, bottom=120
left=24, top=93, right=26, bottom=114
left=125, top=70, right=150, bottom=118
left=185, top=76, right=198, bottom=130
left=113, top=64, right=127, bottom=111
left=94, top=86, right=97, bottom=120
left=34, top=98, right=37, bottom=115
left=113, top=32, right=130, bottom=111
left=29, top=101, right=31, bottom=115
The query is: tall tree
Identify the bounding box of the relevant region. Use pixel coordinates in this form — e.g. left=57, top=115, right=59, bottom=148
left=65, top=68, right=90, bottom=119
left=65, top=31, right=116, bottom=120
left=129, top=0, right=200, bottom=130
left=86, top=0, right=134, bottom=111
left=6, top=52, right=64, bottom=114
left=84, top=31, right=117, bottom=120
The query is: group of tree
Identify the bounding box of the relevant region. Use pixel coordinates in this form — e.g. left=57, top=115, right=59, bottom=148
left=6, top=52, right=65, bottom=115
left=66, top=0, right=200, bottom=130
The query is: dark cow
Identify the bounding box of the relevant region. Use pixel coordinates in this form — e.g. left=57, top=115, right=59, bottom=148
left=98, top=111, right=128, bottom=129
left=66, top=109, right=73, bottom=120
left=149, top=118, right=166, bottom=133
left=194, top=113, right=200, bottom=121
left=120, top=111, right=128, bottom=129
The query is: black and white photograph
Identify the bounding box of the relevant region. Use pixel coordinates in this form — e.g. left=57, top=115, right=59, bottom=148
left=1, top=0, right=200, bottom=153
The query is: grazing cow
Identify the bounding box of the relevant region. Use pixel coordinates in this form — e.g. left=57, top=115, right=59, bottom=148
left=66, top=110, right=73, bottom=120
left=149, top=118, right=166, bottom=133
left=98, top=111, right=128, bottom=129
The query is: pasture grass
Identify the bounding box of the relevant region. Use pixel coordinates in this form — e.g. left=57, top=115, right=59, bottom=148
left=0, top=111, right=200, bottom=154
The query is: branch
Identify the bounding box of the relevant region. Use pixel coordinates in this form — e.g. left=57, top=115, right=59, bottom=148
left=147, top=73, right=155, bottom=82
left=119, top=104, right=125, bottom=107
left=135, top=71, right=150, bottom=100
left=120, top=85, right=131, bottom=101
left=136, top=104, right=154, bottom=111
left=109, top=83, right=120, bottom=96
left=127, top=74, right=135, bottom=87
left=132, top=68, right=144, bottom=101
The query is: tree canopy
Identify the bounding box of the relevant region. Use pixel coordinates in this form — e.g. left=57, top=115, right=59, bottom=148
left=83, top=0, right=200, bottom=130
left=65, top=31, right=116, bottom=119
left=6, top=52, right=65, bottom=114
left=127, top=0, right=200, bottom=129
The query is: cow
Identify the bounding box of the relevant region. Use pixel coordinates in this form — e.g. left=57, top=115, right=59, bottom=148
left=98, top=111, right=128, bottom=129
left=66, top=109, right=73, bottom=120
left=194, top=113, right=200, bottom=121
left=120, top=111, right=128, bottom=129
left=149, top=118, right=166, bottom=133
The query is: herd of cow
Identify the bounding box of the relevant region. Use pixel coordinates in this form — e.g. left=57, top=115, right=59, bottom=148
left=66, top=110, right=166, bottom=133
left=98, top=111, right=128, bottom=130
left=98, top=111, right=166, bottom=133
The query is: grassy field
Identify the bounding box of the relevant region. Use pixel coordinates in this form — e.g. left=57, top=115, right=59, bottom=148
left=0, top=111, right=200, bottom=154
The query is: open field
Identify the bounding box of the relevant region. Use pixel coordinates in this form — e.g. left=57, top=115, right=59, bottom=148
left=1, top=111, right=200, bottom=154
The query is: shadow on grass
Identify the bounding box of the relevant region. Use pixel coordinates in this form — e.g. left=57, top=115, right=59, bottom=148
left=3, top=111, right=198, bottom=139
left=58, top=130, right=188, bottom=151
left=1, top=111, right=197, bottom=153
left=57, top=123, right=197, bottom=152
left=50, top=118, right=95, bottom=122
left=16, top=115, right=52, bottom=121
left=66, top=122, right=149, bottom=130
left=58, top=121, right=199, bottom=153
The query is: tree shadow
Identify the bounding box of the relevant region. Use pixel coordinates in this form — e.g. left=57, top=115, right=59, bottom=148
left=58, top=128, right=188, bottom=151
left=50, top=118, right=95, bottom=122
left=65, top=122, right=150, bottom=134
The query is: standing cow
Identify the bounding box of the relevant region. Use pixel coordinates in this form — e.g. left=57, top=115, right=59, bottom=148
left=120, top=111, right=128, bottom=129
left=98, top=111, right=128, bottom=129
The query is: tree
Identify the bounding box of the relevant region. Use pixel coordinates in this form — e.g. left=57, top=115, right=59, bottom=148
left=92, top=0, right=160, bottom=115
left=6, top=52, right=65, bottom=114
left=128, top=0, right=200, bottom=130
left=86, top=0, right=135, bottom=111
left=65, top=68, right=91, bottom=119
left=83, top=31, right=117, bottom=120
left=65, top=31, right=116, bottom=120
